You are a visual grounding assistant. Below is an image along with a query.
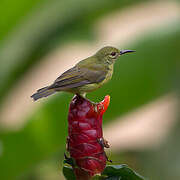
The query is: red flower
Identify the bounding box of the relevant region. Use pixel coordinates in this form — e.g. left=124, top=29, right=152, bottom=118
left=67, top=95, right=110, bottom=180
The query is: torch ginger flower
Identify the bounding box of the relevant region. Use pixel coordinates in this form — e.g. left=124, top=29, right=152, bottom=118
left=66, top=95, right=110, bottom=180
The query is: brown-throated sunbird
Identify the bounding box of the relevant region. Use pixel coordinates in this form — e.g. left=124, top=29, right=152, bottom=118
left=31, top=46, right=135, bottom=101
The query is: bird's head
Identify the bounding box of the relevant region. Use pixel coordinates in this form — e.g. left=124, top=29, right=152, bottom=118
left=95, top=46, right=135, bottom=65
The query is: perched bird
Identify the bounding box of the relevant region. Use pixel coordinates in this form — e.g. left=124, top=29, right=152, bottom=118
left=31, top=46, right=135, bottom=101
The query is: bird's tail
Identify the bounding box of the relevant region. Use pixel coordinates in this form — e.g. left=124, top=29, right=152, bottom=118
left=31, top=86, right=55, bottom=101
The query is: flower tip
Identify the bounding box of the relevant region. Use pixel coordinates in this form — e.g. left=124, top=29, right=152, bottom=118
left=104, top=95, right=110, bottom=107
left=98, top=95, right=110, bottom=115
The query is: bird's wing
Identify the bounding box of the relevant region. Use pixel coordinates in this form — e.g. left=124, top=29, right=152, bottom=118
left=49, top=66, right=106, bottom=90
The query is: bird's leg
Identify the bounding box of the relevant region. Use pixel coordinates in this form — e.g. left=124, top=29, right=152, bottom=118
left=78, top=93, right=97, bottom=104
left=78, top=92, right=87, bottom=99
left=78, top=93, right=99, bottom=112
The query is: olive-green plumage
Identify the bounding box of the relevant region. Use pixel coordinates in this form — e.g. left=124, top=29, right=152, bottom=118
left=31, top=46, right=135, bottom=101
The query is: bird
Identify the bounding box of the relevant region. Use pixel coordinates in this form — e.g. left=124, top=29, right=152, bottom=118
left=31, top=46, right=135, bottom=101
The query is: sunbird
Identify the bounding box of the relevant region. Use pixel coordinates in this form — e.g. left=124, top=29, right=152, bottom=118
left=31, top=46, right=135, bottom=101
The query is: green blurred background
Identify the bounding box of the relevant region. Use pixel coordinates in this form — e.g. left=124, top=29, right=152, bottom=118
left=0, top=0, right=180, bottom=179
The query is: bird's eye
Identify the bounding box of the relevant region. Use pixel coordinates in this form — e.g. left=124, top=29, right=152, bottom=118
left=110, top=52, right=116, bottom=56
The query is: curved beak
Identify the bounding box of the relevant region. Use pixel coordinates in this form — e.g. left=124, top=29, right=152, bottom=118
left=120, top=50, right=136, bottom=55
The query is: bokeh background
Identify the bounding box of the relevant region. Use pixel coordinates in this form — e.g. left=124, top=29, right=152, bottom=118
left=0, top=0, right=180, bottom=179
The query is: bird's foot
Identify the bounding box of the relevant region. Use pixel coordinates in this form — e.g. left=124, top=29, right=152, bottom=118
left=84, top=99, right=99, bottom=112
left=76, top=94, right=104, bottom=113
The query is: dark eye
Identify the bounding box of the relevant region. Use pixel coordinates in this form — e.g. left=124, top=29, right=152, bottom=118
left=111, top=52, right=116, bottom=56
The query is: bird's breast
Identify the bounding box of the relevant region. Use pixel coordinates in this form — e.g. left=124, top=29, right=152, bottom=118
left=100, top=68, right=113, bottom=85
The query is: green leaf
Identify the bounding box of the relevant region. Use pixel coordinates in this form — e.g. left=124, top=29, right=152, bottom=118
left=91, top=175, right=106, bottom=180
left=62, top=164, right=145, bottom=180
left=102, top=165, right=146, bottom=180
left=63, top=166, right=76, bottom=180
left=104, top=177, right=120, bottom=180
